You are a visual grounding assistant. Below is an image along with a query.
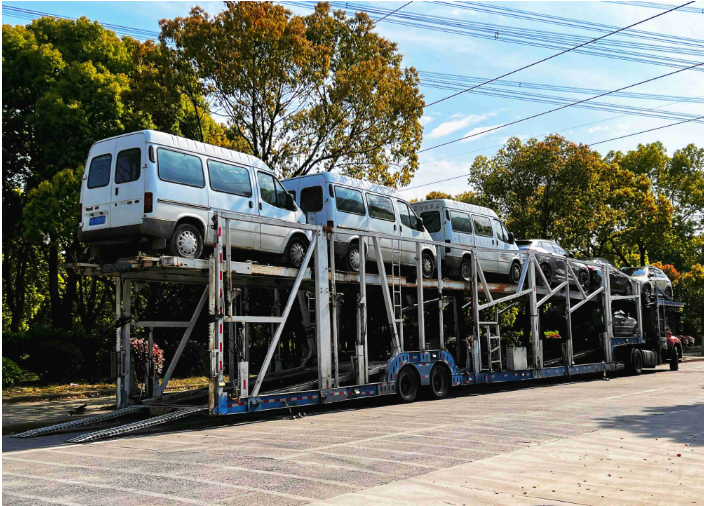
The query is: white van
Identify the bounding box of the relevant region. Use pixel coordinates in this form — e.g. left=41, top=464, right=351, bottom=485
left=282, top=173, right=437, bottom=278
left=78, top=130, right=310, bottom=266
left=410, top=199, right=521, bottom=283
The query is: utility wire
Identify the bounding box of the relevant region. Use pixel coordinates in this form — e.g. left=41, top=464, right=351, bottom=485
left=588, top=115, right=704, bottom=146
left=606, top=1, right=704, bottom=14
left=373, top=1, right=413, bottom=26
left=419, top=60, right=704, bottom=153
left=425, top=0, right=695, bottom=107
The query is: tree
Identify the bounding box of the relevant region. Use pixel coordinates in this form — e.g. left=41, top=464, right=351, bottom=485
left=424, top=190, right=482, bottom=204
left=680, top=264, right=704, bottom=339
left=160, top=1, right=424, bottom=186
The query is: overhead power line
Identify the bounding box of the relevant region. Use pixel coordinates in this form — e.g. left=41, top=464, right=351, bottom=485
left=606, top=1, right=704, bottom=14
left=424, top=0, right=696, bottom=108
left=373, top=1, right=413, bottom=25
left=418, top=60, right=704, bottom=153
left=588, top=115, right=704, bottom=146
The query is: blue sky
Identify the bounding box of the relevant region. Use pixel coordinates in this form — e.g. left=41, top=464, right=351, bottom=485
left=4, top=1, right=703, bottom=199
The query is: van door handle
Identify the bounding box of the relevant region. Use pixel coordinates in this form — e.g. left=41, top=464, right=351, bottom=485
left=115, top=188, right=119, bottom=196
left=249, top=201, right=253, bottom=209
left=394, top=225, right=397, bottom=231
left=259, top=203, right=262, bottom=210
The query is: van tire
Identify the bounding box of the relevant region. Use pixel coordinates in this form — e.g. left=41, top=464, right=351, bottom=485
left=509, top=261, right=522, bottom=284
left=168, top=223, right=203, bottom=259
left=460, top=256, right=472, bottom=282
left=285, top=236, right=308, bottom=269
left=344, top=242, right=362, bottom=273
left=422, top=251, right=435, bottom=279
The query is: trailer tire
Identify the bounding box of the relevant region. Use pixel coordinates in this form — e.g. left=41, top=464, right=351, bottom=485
left=669, top=347, right=679, bottom=371
left=429, top=364, right=450, bottom=400
left=397, top=367, right=419, bottom=403
left=628, top=348, right=643, bottom=376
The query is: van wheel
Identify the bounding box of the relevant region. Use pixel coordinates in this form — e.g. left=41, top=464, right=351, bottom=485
left=168, top=224, right=203, bottom=259
left=642, top=284, right=651, bottom=305
left=509, top=261, right=522, bottom=285
left=397, top=367, right=418, bottom=403
left=429, top=365, right=450, bottom=400
left=540, top=263, right=552, bottom=287
left=345, top=242, right=362, bottom=273
left=460, top=256, right=472, bottom=282
left=286, top=236, right=308, bottom=268
left=421, top=251, right=435, bottom=279
left=578, top=269, right=590, bottom=292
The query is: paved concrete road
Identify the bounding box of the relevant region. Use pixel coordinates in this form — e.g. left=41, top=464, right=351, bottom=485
left=3, top=362, right=703, bottom=505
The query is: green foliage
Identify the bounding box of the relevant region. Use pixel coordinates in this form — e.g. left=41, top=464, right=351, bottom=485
left=160, top=1, right=424, bottom=186
left=3, top=357, right=23, bottom=388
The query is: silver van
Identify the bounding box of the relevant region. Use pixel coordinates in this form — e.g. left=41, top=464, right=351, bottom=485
left=410, top=199, right=521, bottom=283
left=78, top=130, right=310, bottom=266
left=282, top=173, right=437, bottom=278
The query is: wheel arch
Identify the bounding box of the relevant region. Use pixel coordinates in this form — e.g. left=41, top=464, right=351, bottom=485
left=173, top=215, right=207, bottom=242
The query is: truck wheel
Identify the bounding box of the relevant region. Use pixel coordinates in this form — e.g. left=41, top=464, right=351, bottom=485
left=460, top=256, right=472, bottom=282
left=429, top=365, right=450, bottom=400
left=344, top=242, right=361, bottom=273
left=397, top=367, right=419, bottom=403
left=421, top=251, right=435, bottom=279
left=168, top=224, right=203, bottom=259
left=285, top=236, right=308, bottom=268
left=628, top=348, right=643, bottom=376
left=669, top=347, right=679, bottom=371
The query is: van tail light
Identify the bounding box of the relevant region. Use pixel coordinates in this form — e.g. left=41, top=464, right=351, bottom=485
left=77, top=203, right=83, bottom=217
left=144, top=192, right=153, bottom=214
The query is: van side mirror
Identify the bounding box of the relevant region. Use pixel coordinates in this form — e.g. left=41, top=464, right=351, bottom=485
left=416, top=217, right=425, bottom=231
left=568, top=252, right=575, bottom=258
left=507, top=232, right=515, bottom=243
left=285, top=192, right=296, bottom=211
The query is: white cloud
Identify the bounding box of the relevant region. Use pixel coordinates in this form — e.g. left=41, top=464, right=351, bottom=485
left=427, top=111, right=502, bottom=139
left=588, top=126, right=610, bottom=134
left=420, top=116, right=434, bottom=127
left=459, top=125, right=501, bottom=143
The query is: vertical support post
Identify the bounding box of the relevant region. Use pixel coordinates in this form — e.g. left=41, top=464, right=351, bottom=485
left=315, top=232, right=332, bottom=390
left=372, top=236, right=401, bottom=356
left=528, top=254, right=541, bottom=369
left=212, top=215, right=225, bottom=412
left=271, top=289, right=281, bottom=372
left=636, top=280, right=644, bottom=339
left=239, top=287, right=250, bottom=398
left=603, top=265, right=613, bottom=363
left=471, top=253, right=481, bottom=373
left=453, top=296, right=461, bottom=366
left=121, top=279, right=132, bottom=405
left=329, top=232, right=339, bottom=388
left=416, top=242, right=426, bottom=351
left=564, top=270, right=573, bottom=367
left=356, top=240, right=368, bottom=384
left=226, top=216, right=235, bottom=384
left=115, top=279, right=123, bottom=408
left=208, top=255, right=216, bottom=413
left=437, top=245, right=444, bottom=349
left=147, top=327, right=154, bottom=397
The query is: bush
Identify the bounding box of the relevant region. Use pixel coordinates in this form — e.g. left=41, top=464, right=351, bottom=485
left=3, top=357, right=23, bottom=388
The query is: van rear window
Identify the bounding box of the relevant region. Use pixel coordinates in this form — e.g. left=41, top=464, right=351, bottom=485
left=87, top=154, right=112, bottom=189
left=420, top=211, right=440, bottom=233
left=300, top=186, right=323, bottom=213
left=158, top=148, right=204, bottom=188
left=115, top=148, right=141, bottom=184
left=450, top=210, right=473, bottom=234
left=335, top=186, right=365, bottom=215
left=367, top=194, right=395, bottom=222
left=208, top=160, right=252, bottom=197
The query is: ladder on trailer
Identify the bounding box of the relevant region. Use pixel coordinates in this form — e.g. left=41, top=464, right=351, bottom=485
left=391, top=238, right=404, bottom=351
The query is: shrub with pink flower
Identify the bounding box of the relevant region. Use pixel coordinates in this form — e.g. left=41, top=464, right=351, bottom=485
left=130, top=337, right=164, bottom=375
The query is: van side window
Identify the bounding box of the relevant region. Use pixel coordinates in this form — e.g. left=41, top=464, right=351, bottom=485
left=367, top=194, right=395, bottom=221
left=257, top=172, right=289, bottom=209
left=300, top=186, right=323, bottom=213
left=398, top=202, right=417, bottom=229
left=87, top=154, right=112, bottom=189
left=115, top=148, right=141, bottom=184
left=450, top=210, right=472, bottom=234
left=493, top=219, right=507, bottom=242
left=335, top=186, right=365, bottom=215
left=208, top=160, right=252, bottom=197
left=158, top=148, right=205, bottom=188
left=473, top=215, right=493, bottom=237
left=420, top=211, right=441, bottom=233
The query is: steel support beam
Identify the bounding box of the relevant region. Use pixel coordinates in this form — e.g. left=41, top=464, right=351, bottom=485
left=314, top=231, right=333, bottom=391
left=528, top=255, right=541, bottom=369
left=437, top=245, right=444, bottom=349
left=357, top=240, right=368, bottom=384
left=329, top=232, right=339, bottom=387
left=416, top=242, right=426, bottom=350
left=372, top=236, right=401, bottom=356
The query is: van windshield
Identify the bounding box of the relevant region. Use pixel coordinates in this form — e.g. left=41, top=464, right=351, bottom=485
left=420, top=211, right=441, bottom=233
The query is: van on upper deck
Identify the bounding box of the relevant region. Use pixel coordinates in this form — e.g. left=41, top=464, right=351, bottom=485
left=410, top=199, right=522, bottom=283
left=79, top=130, right=310, bottom=266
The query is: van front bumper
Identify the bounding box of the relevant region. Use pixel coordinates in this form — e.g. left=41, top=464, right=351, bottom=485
left=79, top=218, right=175, bottom=245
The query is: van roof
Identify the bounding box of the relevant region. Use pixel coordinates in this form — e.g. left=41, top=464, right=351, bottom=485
left=283, top=172, right=399, bottom=198
left=411, top=199, right=499, bottom=219
left=92, top=130, right=272, bottom=172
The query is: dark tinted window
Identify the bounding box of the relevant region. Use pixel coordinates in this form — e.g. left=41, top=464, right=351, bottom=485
left=87, top=154, right=112, bottom=189
left=621, top=267, right=646, bottom=276
left=553, top=244, right=567, bottom=256
left=473, top=215, right=493, bottom=237
left=158, top=149, right=204, bottom=187
left=398, top=202, right=418, bottom=229
left=208, top=160, right=252, bottom=197
left=115, top=148, right=141, bottom=184
left=300, top=186, right=323, bottom=213
left=450, top=210, right=472, bottom=234
left=420, top=211, right=441, bottom=233
left=335, top=186, right=365, bottom=215
left=367, top=194, right=395, bottom=221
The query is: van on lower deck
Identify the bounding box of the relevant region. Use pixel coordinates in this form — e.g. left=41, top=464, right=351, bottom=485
left=282, top=173, right=437, bottom=278
left=79, top=130, right=310, bottom=266
left=410, top=199, right=521, bottom=283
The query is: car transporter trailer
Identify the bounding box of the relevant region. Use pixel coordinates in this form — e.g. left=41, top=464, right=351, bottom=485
left=13, top=211, right=683, bottom=442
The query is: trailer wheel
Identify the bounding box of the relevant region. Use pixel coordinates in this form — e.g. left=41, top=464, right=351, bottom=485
left=397, top=367, right=419, bottom=403
left=669, top=347, right=679, bottom=371
left=429, top=364, right=450, bottom=400
left=168, top=223, right=203, bottom=259
left=628, top=348, right=643, bottom=376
